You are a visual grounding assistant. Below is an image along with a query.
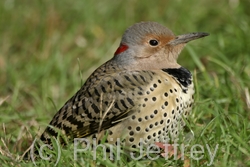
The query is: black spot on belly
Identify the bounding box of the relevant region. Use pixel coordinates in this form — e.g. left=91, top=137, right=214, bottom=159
left=162, top=67, right=192, bottom=88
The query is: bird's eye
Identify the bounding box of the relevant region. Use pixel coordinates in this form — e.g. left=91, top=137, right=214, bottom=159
left=149, top=39, right=159, bottom=46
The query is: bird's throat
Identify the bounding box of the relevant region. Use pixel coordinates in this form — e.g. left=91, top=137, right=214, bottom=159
left=114, top=44, right=129, bottom=56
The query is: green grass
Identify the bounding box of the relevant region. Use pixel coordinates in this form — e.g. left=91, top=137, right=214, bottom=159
left=1, top=0, right=250, bottom=166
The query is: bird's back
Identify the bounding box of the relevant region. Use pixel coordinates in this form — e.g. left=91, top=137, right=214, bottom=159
left=40, top=59, right=194, bottom=148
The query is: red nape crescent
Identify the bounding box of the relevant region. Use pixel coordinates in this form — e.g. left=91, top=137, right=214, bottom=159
left=114, top=44, right=128, bottom=56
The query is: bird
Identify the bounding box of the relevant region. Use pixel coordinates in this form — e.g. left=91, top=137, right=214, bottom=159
left=39, top=21, right=209, bottom=150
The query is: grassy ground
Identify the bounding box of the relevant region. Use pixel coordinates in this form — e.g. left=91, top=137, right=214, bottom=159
left=0, top=0, right=250, bottom=166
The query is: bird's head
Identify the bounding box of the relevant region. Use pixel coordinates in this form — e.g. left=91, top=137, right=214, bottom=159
left=113, top=21, right=209, bottom=70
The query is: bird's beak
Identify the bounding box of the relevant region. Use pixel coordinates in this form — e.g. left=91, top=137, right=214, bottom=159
left=168, top=32, right=209, bottom=46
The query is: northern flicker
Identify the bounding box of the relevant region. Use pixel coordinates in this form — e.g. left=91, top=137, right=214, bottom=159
left=40, top=21, right=208, bottom=149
